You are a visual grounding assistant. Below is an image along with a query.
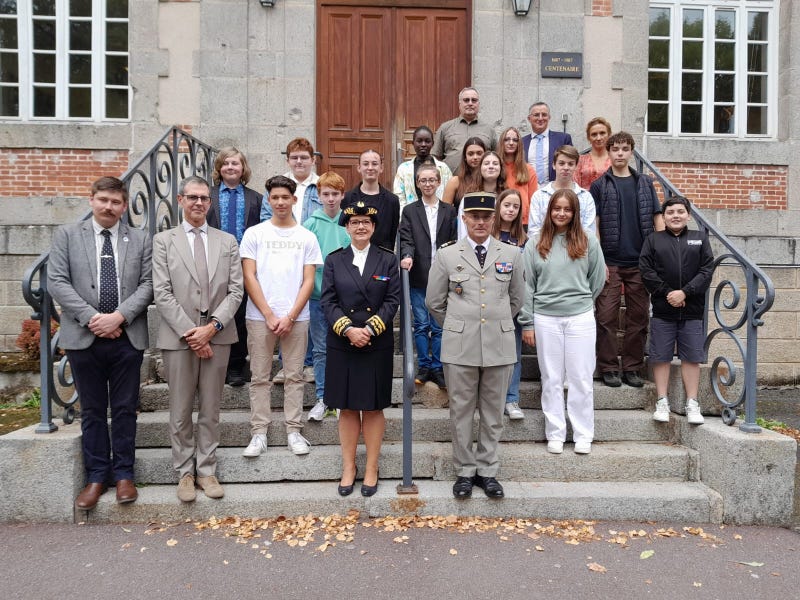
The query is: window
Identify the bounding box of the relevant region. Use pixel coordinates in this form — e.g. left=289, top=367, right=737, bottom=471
left=0, top=0, right=129, bottom=121
left=648, top=1, right=777, bottom=137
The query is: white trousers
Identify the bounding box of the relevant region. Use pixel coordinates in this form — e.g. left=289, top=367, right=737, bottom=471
left=534, top=309, right=596, bottom=444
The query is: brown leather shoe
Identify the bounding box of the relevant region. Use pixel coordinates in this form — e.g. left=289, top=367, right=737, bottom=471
left=115, top=479, right=138, bottom=504
left=75, top=482, right=108, bottom=510
left=197, top=475, right=224, bottom=499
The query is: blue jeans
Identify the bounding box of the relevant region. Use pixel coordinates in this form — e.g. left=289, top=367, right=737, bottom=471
left=410, top=287, right=442, bottom=371
left=308, top=299, right=328, bottom=400
left=505, top=320, right=522, bottom=404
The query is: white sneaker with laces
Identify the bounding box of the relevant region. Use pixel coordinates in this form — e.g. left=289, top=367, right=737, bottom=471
left=307, top=399, right=327, bottom=422
left=686, top=398, right=705, bottom=425
left=574, top=441, right=592, bottom=454
left=546, top=440, right=564, bottom=454
left=243, top=433, right=267, bottom=457
left=504, top=402, right=525, bottom=420
left=653, top=397, right=670, bottom=422
left=288, top=432, right=311, bottom=455
left=302, top=366, right=316, bottom=383
left=272, top=369, right=285, bottom=383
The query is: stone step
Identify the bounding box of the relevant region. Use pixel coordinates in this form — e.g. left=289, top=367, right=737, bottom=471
left=138, top=380, right=655, bottom=412
left=84, top=479, right=723, bottom=524
left=132, top=441, right=695, bottom=485
left=135, top=408, right=668, bottom=448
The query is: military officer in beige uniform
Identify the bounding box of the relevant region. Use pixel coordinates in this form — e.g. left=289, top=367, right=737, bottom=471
left=426, top=192, right=525, bottom=499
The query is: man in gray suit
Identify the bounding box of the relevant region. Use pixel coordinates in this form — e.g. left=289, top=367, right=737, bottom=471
left=426, top=192, right=524, bottom=499
left=153, top=176, right=243, bottom=502
left=48, top=176, right=153, bottom=510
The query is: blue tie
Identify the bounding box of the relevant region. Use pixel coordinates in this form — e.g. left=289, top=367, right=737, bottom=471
left=98, top=229, right=119, bottom=314
left=535, top=134, right=547, bottom=184
left=225, top=188, right=238, bottom=238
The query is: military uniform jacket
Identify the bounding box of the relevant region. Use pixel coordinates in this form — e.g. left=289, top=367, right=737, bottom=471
left=320, top=245, right=401, bottom=353
left=426, top=237, right=524, bottom=367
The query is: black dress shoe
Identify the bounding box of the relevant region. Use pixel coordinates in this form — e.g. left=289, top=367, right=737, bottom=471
left=360, top=481, right=379, bottom=497
left=452, top=476, right=473, bottom=498
left=226, top=368, right=246, bottom=387
left=473, top=475, right=504, bottom=498
left=602, top=371, right=622, bottom=387
left=415, top=367, right=430, bottom=385
left=338, top=467, right=358, bottom=497
left=429, top=369, right=447, bottom=390
left=622, top=371, right=645, bottom=387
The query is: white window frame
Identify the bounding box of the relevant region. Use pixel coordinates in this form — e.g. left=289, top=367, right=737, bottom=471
left=0, top=0, right=129, bottom=122
left=647, top=0, right=778, bottom=138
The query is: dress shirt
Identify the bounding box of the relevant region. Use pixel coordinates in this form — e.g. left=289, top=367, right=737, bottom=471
left=423, top=199, right=439, bottom=258
left=92, top=219, right=121, bottom=301
left=528, top=129, right=550, bottom=182
left=351, top=244, right=370, bottom=275
left=183, top=219, right=209, bottom=263
left=219, top=183, right=245, bottom=242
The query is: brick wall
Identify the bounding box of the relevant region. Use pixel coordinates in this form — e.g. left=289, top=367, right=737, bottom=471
left=0, top=149, right=129, bottom=197
left=591, top=1, right=612, bottom=17
left=653, top=162, right=788, bottom=210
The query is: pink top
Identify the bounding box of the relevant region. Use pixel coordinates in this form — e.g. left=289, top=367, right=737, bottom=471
left=574, top=153, right=611, bottom=190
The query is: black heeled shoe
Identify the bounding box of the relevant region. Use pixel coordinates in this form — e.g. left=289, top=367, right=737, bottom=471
left=360, top=472, right=379, bottom=497
left=338, top=467, right=358, bottom=497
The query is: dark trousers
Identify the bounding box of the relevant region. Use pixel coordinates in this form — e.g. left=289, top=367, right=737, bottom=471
left=228, top=293, right=248, bottom=372
left=67, top=334, right=143, bottom=484
left=595, top=265, right=650, bottom=373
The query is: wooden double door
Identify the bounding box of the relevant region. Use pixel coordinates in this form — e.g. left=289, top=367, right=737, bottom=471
left=316, top=1, right=471, bottom=188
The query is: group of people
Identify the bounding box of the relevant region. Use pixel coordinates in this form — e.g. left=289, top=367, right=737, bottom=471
left=48, top=86, right=714, bottom=509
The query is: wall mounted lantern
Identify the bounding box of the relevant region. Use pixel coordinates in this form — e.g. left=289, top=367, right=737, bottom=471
left=260, top=0, right=275, bottom=7
left=511, top=0, right=532, bottom=16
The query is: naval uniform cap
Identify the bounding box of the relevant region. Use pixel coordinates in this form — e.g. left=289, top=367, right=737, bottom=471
left=462, top=191, right=496, bottom=212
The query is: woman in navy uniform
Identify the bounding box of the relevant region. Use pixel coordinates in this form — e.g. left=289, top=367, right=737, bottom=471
left=321, top=201, right=400, bottom=497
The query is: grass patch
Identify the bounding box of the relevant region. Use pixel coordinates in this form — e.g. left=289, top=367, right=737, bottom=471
left=757, top=417, right=800, bottom=444
left=0, top=405, right=41, bottom=436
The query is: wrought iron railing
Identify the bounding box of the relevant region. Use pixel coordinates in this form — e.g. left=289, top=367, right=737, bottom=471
left=634, top=150, right=775, bottom=432
left=21, top=127, right=217, bottom=432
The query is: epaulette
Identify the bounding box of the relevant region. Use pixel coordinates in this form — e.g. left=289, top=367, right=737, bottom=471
left=328, top=247, right=345, bottom=255
left=377, top=245, right=395, bottom=253
left=438, top=240, right=456, bottom=249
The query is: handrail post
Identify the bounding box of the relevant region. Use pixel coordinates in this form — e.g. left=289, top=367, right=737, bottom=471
left=34, top=261, right=57, bottom=433
left=739, top=269, right=762, bottom=433
left=397, top=266, right=418, bottom=494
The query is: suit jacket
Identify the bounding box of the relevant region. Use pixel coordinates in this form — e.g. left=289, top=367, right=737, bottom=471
left=207, top=184, right=263, bottom=236
left=398, top=200, right=457, bottom=289
left=152, top=225, right=243, bottom=350
left=425, top=237, right=524, bottom=367
left=320, top=245, right=400, bottom=353
left=48, top=220, right=153, bottom=351
left=522, top=130, right=574, bottom=183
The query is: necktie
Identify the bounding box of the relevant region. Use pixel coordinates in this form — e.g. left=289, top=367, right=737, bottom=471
left=535, top=134, right=547, bottom=184
left=192, top=228, right=210, bottom=311
left=475, top=244, right=486, bottom=268
left=98, top=229, right=119, bottom=314
left=225, top=188, right=238, bottom=238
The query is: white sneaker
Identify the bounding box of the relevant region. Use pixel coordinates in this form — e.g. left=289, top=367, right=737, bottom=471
left=504, top=402, right=525, bottom=420
left=288, top=432, right=311, bottom=455
left=574, top=441, right=592, bottom=454
left=302, top=366, right=315, bottom=383
left=653, top=397, right=670, bottom=422
left=307, top=399, right=327, bottom=422
left=686, top=398, right=705, bottom=425
left=272, top=369, right=285, bottom=383
left=546, top=440, right=564, bottom=454
left=243, top=433, right=267, bottom=457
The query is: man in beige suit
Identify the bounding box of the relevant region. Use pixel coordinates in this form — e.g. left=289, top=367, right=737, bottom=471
left=153, top=176, right=243, bottom=502
left=426, top=192, right=524, bottom=499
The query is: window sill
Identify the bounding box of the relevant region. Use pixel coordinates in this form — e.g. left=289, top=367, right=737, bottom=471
left=0, top=122, right=132, bottom=150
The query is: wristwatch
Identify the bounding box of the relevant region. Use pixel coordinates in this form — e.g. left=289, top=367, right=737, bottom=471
left=210, top=317, right=223, bottom=331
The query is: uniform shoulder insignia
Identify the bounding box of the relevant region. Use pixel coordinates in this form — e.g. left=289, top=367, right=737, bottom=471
left=439, top=240, right=456, bottom=249
left=377, top=245, right=395, bottom=253
left=328, top=247, right=345, bottom=255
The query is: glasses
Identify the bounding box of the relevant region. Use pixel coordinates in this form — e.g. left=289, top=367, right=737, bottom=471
left=288, top=155, right=312, bottom=162
left=417, top=178, right=439, bottom=185
left=461, top=97, right=479, bottom=104
left=183, top=194, right=211, bottom=204
left=349, top=219, right=372, bottom=227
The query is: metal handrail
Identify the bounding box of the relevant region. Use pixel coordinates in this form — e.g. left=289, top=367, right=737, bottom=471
left=22, top=127, right=217, bottom=431
left=634, top=149, right=775, bottom=432
left=397, top=266, right=418, bottom=493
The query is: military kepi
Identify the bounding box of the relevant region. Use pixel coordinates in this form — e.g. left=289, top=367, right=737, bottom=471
left=462, top=191, right=496, bottom=212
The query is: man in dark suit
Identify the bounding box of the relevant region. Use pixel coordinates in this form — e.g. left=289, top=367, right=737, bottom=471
left=48, top=176, right=153, bottom=510
left=398, top=164, right=457, bottom=388
left=521, top=101, right=573, bottom=185
left=206, top=147, right=263, bottom=386
left=153, top=176, right=243, bottom=502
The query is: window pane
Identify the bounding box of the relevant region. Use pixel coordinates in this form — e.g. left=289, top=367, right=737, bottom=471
left=0, top=19, right=18, bottom=48
left=33, top=19, right=55, bottom=50
left=32, top=0, right=54, bottom=16
left=0, top=2, right=18, bottom=16
left=747, top=106, right=767, bottom=135
left=107, top=0, right=128, bottom=19
left=0, top=51, right=17, bottom=82
left=714, top=106, right=735, bottom=134
left=70, top=53, right=91, bottom=83
left=70, top=0, right=91, bottom=17
left=647, top=103, right=668, bottom=133
left=33, top=52, right=54, bottom=82
left=649, top=72, right=669, bottom=101
left=106, top=22, right=127, bottom=52
left=0, top=84, right=18, bottom=115
left=748, top=44, right=767, bottom=73
left=70, top=20, right=91, bottom=51
left=69, top=86, right=90, bottom=117
left=747, top=75, right=767, bottom=103
left=748, top=12, right=767, bottom=41
left=715, top=10, right=734, bottom=40
left=33, top=85, right=55, bottom=116
left=715, top=41, right=734, bottom=71
left=105, top=87, right=128, bottom=118
left=682, top=9, right=703, bottom=38
left=649, top=7, right=670, bottom=37
left=682, top=41, right=703, bottom=70
left=681, top=105, right=702, bottom=133
left=714, top=74, right=734, bottom=103
left=106, top=54, right=127, bottom=85
left=682, top=73, right=703, bottom=101
left=649, top=40, right=670, bottom=69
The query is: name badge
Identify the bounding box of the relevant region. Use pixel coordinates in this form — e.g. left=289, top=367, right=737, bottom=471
left=687, top=240, right=702, bottom=246
left=495, top=262, right=513, bottom=273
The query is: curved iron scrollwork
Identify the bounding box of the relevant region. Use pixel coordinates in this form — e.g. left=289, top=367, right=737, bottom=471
left=22, top=127, right=217, bottom=432
left=636, top=151, right=775, bottom=432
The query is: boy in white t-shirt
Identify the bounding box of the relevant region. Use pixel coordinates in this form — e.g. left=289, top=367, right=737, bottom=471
left=240, top=175, right=323, bottom=457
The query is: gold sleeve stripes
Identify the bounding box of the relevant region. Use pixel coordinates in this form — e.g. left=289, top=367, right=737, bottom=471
left=366, top=315, right=386, bottom=336
left=332, top=316, right=353, bottom=337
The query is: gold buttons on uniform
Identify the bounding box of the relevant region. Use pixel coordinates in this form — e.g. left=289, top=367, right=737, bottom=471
left=480, top=289, right=485, bottom=293
left=481, top=318, right=486, bottom=323
left=367, top=307, right=372, bottom=312
left=481, top=304, right=485, bottom=308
